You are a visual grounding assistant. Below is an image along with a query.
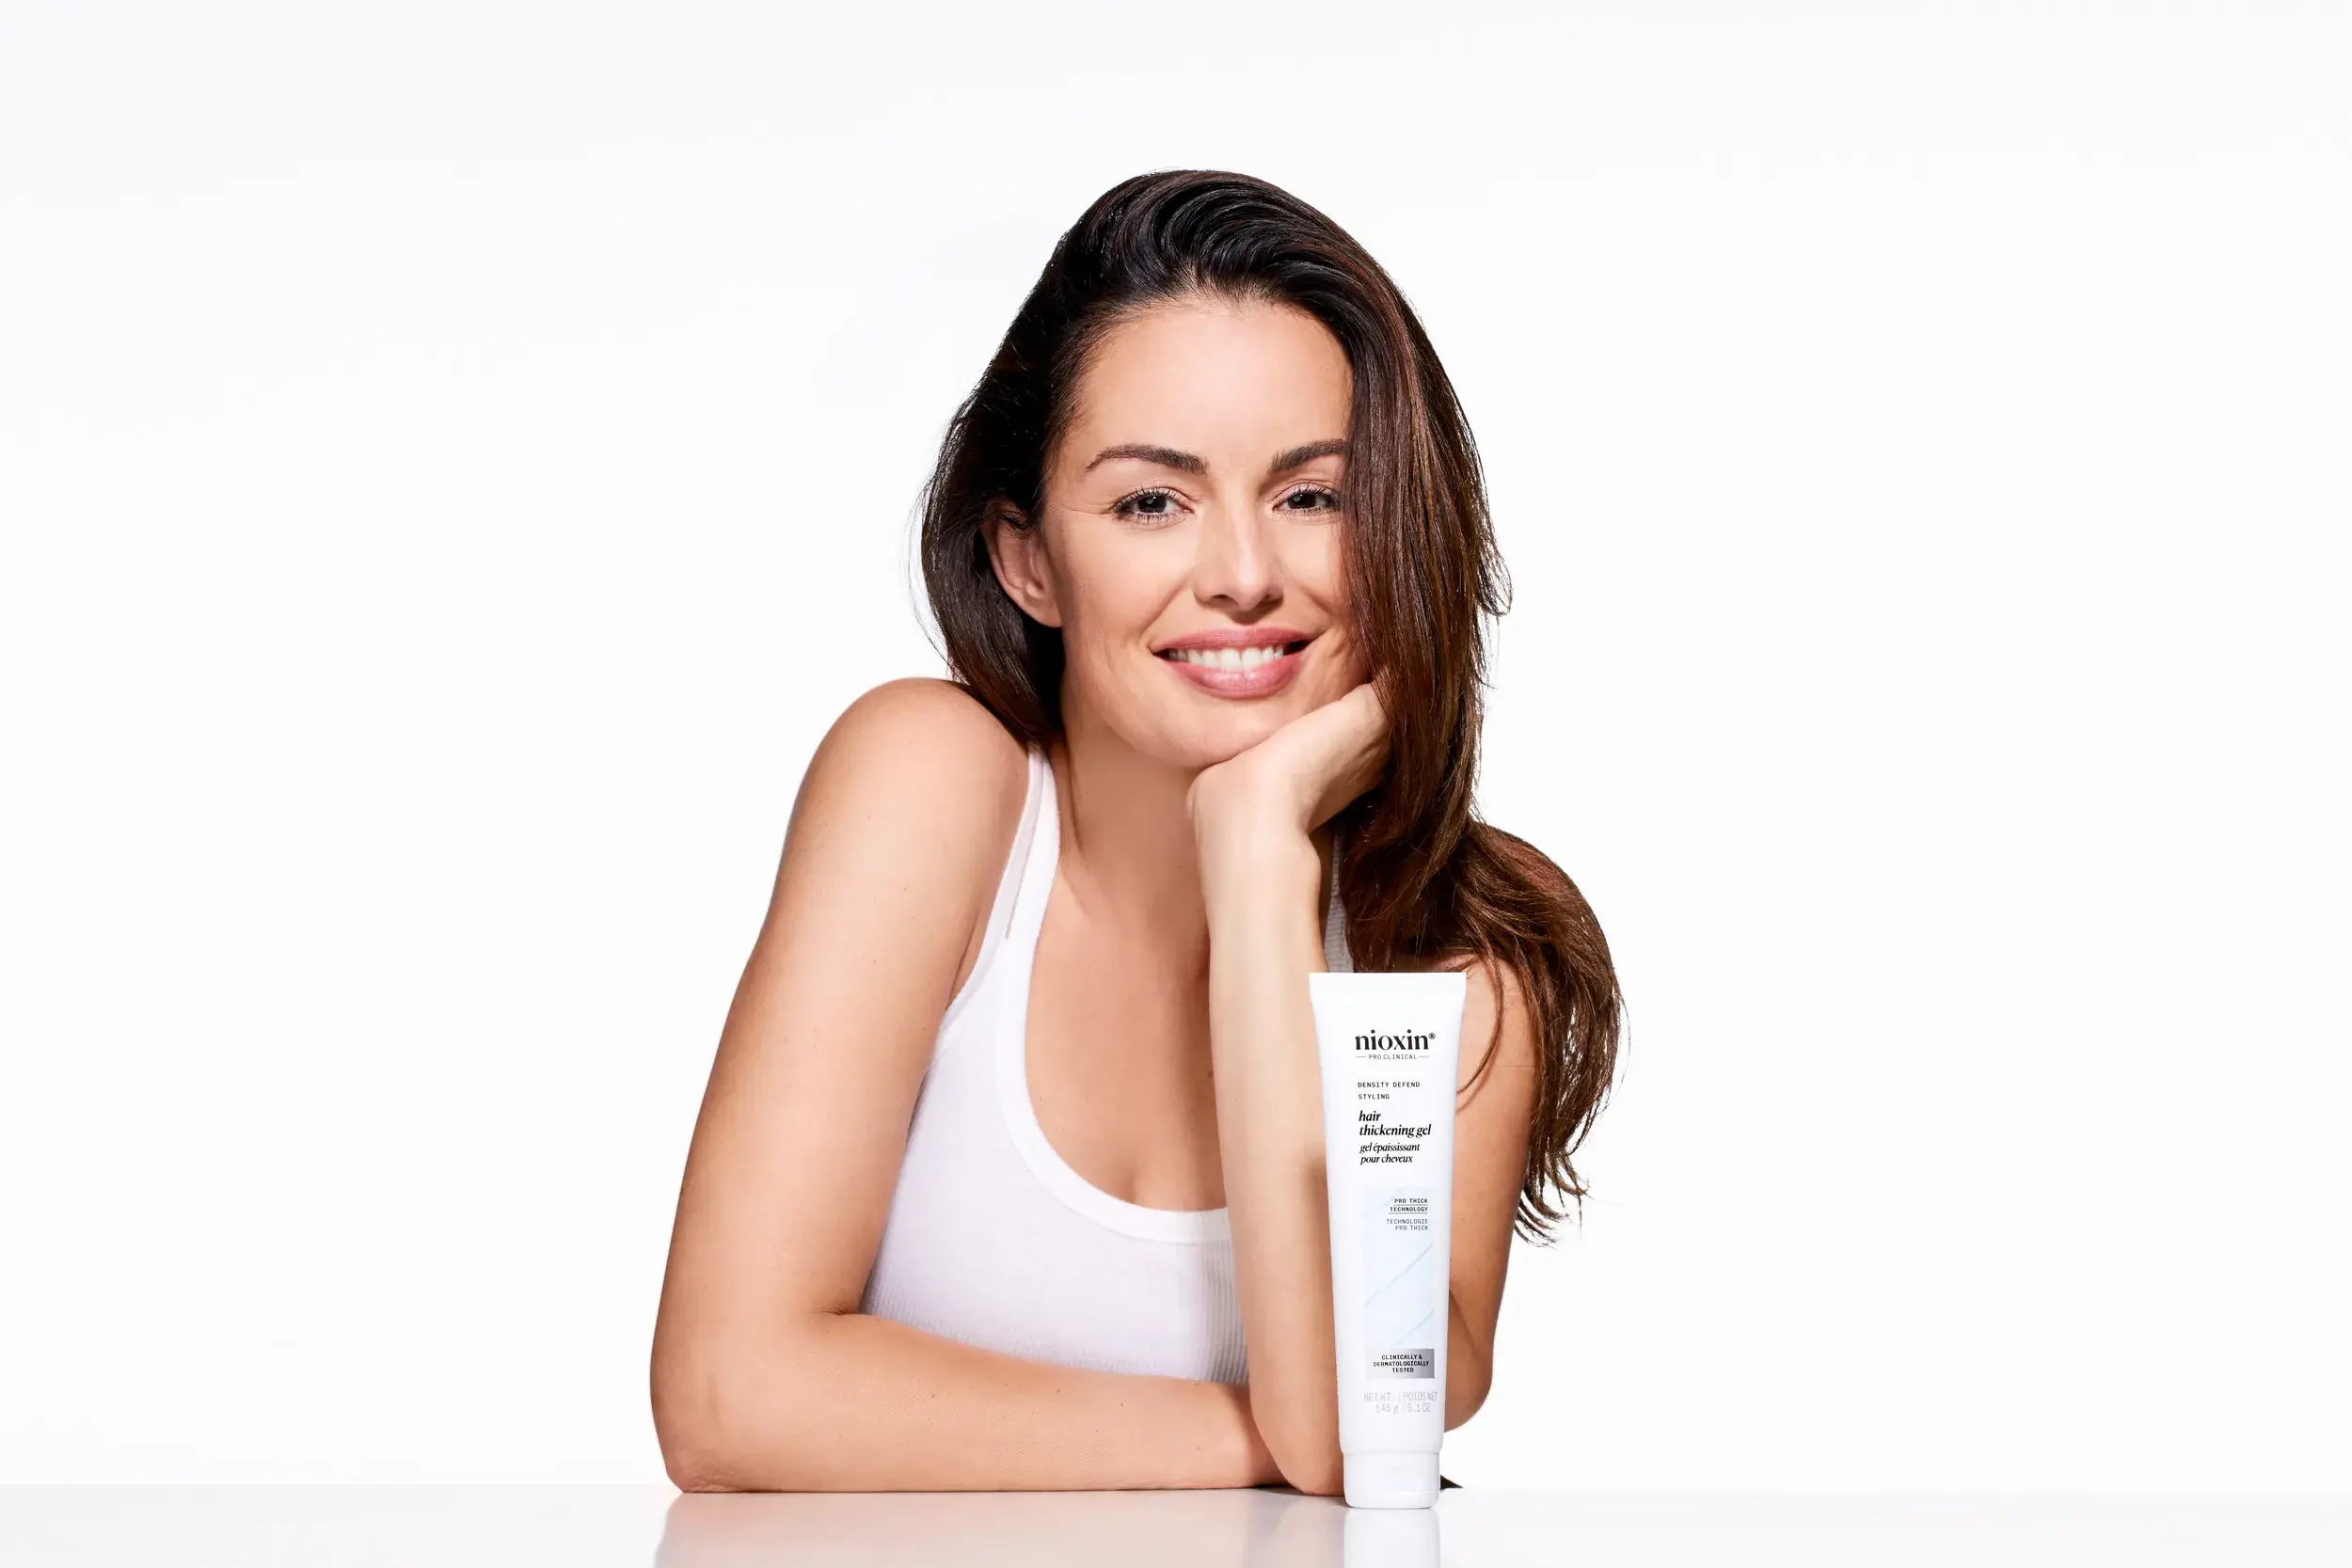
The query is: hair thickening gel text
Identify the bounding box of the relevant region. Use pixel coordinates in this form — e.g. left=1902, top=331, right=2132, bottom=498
left=1310, top=969, right=1467, bottom=1509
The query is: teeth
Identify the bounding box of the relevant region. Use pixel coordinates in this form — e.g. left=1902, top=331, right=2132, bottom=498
left=1173, top=643, right=1289, bottom=669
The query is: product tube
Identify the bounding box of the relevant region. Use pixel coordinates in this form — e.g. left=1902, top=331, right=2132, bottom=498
left=1311, top=969, right=1467, bottom=1509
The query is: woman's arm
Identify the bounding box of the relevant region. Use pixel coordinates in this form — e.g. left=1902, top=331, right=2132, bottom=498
left=650, top=677, right=1282, bottom=1492
left=1191, top=808, right=1340, bottom=1493
left=1189, top=685, right=1541, bottom=1493
left=660, top=1315, right=1279, bottom=1493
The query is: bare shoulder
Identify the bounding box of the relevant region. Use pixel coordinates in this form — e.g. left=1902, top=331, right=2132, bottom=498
left=1406, top=946, right=1532, bottom=1096
left=1384, top=954, right=1530, bottom=1107
left=784, top=678, right=1027, bottom=880
left=804, top=675, right=1026, bottom=790
left=1458, top=951, right=1537, bottom=1078
left=766, top=678, right=1030, bottom=992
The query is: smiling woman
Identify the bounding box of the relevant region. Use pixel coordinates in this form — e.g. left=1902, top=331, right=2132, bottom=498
left=648, top=170, right=1623, bottom=1497
left=985, top=294, right=1363, bottom=743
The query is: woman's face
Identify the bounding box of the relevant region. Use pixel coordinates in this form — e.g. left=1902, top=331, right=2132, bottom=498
left=989, top=293, right=1369, bottom=770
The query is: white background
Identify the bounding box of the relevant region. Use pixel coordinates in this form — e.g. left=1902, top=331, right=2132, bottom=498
left=2, top=1, right=2344, bottom=1492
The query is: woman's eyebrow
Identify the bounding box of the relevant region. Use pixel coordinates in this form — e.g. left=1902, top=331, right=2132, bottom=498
left=1081, top=438, right=1348, bottom=477
left=1084, top=443, right=1206, bottom=474
left=1266, top=438, right=1346, bottom=475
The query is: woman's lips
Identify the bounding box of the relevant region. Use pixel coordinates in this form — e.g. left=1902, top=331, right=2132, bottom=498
left=1154, top=637, right=1312, bottom=698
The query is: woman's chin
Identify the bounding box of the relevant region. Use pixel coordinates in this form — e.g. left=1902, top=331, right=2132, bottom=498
left=1100, top=682, right=1334, bottom=770
left=1179, top=710, right=1293, bottom=768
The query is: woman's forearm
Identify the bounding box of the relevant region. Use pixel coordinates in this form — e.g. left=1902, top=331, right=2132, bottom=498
left=1199, top=823, right=1347, bottom=1495
left=656, top=1310, right=1281, bottom=1493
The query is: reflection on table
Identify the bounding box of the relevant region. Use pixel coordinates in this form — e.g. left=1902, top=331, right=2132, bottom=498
left=655, top=1487, right=1438, bottom=1568
left=4, top=1486, right=2349, bottom=1566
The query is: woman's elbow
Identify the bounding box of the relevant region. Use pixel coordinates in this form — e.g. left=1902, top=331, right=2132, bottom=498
left=1445, top=1341, right=1495, bottom=1432
left=662, top=1442, right=739, bottom=1495
left=1281, top=1450, right=1346, bottom=1497
left=655, top=1385, right=801, bottom=1493
left=651, top=1360, right=739, bottom=1493
left=1258, top=1415, right=1345, bottom=1497
left=650, top=1329, right=801, bottom=1493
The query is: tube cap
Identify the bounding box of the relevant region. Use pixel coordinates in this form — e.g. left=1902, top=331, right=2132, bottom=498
left=1343, top=1450, right=1441, bottom=1509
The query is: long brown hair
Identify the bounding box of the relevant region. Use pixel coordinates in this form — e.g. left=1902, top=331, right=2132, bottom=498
left=917, top=170, right=1621, bottom=1238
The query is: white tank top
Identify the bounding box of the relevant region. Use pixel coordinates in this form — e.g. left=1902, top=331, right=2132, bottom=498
left=857, top=742, right=1355, bottom=1385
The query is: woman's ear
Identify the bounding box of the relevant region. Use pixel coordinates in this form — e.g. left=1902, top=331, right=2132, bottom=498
left=980, top=500, right=1064, bottom=628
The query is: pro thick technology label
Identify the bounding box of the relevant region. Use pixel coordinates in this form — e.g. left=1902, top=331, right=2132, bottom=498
left=1362, top=1184, right=1438, bottom=1382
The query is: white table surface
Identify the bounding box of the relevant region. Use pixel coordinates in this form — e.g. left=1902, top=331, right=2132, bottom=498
left=3, top=1486, right=2347, bottom=1567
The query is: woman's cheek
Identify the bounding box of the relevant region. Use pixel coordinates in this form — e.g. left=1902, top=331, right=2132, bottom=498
left=1320, top=625, right=1370, bottom=692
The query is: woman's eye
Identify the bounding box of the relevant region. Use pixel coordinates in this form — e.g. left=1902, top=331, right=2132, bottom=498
left=1114, top=489, right=1182, bottom=522
left=1280, top=486, right=1342, bottom=513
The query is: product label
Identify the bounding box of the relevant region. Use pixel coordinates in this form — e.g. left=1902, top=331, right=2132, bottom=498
left=1353, top=1106, right=1435, bottom=1167
left=1362, top=1184, right=1438, bottom=1382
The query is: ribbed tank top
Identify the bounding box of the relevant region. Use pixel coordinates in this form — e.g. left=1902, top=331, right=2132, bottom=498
left=857, top=742, right=1355, bottom=1385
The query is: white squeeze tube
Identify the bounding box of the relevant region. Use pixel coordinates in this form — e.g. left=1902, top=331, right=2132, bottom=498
left=1311, top=966, right=1467, bottom=1509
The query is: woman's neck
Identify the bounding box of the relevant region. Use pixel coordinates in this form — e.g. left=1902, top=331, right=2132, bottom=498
left=1051, top=700, right=1336, bottom=970
left=1052, top=704, right=1211, bottom=964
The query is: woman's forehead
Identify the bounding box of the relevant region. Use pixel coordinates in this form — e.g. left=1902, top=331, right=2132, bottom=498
left=1060, top=295, right=1351, bottom=469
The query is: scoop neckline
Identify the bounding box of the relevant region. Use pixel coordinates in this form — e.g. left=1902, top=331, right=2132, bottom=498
left=994, top=746, right=1232, bottom=1245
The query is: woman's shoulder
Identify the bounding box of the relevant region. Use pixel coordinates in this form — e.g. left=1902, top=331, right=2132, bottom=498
left=808, top=676, right=1029, bottom=796
left=789, top=678, right=1032, bottom=917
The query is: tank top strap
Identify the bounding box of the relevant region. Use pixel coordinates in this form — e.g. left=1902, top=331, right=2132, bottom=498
left=936, top=742, right=1052, bottom=1039
left=1004, top=743, right=1060, bottom=956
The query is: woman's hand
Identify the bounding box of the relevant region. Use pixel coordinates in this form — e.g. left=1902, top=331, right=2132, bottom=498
left=1186, top=682, right=1390, bottom=864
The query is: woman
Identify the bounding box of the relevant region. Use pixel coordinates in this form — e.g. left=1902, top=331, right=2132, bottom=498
left=649, top=170, right=1621, bottom=1495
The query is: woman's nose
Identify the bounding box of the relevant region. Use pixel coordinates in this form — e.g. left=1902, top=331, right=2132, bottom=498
left=1192, top=500, right=1281, bottom=612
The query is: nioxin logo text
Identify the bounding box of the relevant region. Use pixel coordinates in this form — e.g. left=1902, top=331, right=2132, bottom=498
left=1356, top=1030, right=1435, bottom=1053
